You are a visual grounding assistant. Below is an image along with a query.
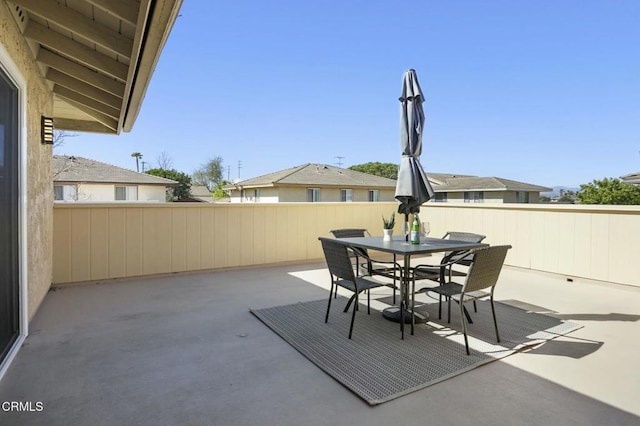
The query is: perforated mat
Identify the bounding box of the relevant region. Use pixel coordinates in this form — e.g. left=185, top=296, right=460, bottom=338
left=251, top=297, right=581, bottom=405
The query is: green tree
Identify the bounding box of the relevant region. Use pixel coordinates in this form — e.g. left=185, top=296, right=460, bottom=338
left=349, top=162, right=398, bottom=179
left=131, top=152, right=143, bottom=172
left=577, top=178, right=640, bottom=205
left=192, top=157, right=224, bottom=191
left=557, top=190, right=578, bottom=204
left=213, top=180, right=231, bottom=200
left=146, top=168, right=192, bottom=201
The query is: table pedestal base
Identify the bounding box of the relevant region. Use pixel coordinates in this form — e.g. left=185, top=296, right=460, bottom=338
left=382, top=306, right=430, bottom=324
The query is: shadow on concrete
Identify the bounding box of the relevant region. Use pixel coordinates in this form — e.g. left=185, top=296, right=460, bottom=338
left=553, top=313, right=640, bottom=322
left=527, top=339, right=604, bottom=359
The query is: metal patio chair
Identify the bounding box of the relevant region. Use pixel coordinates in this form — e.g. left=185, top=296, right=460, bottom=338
left=329, top=228, right=399, bottom=304
left=426, top=245, right=511, bottom=354
left=319, top=237, right=402, bottom=339
left=412, top=231, right=487, bottom=287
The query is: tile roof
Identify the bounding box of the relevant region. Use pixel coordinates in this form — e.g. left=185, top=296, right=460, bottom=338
left=53, top=156, right=178, bottom=186
left=434, top=176, right=552, bottom=192
left=222, top=163, right=550, bottom=193
left=621, top=172, right=640, bottom=184
left=225, top=164, right=398, bottom=188
left=426, top=172, right=476, bottom=185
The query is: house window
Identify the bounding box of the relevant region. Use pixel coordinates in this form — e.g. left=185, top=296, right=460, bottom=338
left=464, top=191, right=484, bottom=203
left=115, top=185, right=138, bottom=201
left=54, top=185, right=77, bottom=201
left=340, top=189, right=353, bottom=202
left=516, top=191, right=529, bottom=203
left=253, top=189, right=260, bottom=202
left=434, top=192, right=447, bottom=203
left=368, top=189, right=380, bottom=202
left=307, top=188, right=320, bottom=202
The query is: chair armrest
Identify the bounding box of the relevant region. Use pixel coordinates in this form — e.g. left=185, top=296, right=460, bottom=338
left=354, top=247, right=404, bottom=279
left=414, top=250, right=478, bottom=283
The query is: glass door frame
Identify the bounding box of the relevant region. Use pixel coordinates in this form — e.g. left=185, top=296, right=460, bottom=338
left=0, top=43, right=29, bottom=381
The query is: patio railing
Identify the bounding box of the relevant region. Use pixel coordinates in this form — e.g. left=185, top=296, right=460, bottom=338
left=52, top=202, right=640, bottom=287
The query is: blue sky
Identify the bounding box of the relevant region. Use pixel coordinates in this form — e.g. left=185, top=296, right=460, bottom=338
left=55, top=0, right=640, bottom=188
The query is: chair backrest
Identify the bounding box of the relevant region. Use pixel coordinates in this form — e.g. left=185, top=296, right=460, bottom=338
left=462, top=245, right=511, bottom=293
left=444, top=231, right=486, bottom=243
left=329, top=228, right=370, bottom=259
left=442, top=232, right=487, bottom=262
left=319, top=237, right=357, bottom=282
left=329, top=228, right=368, bottom=238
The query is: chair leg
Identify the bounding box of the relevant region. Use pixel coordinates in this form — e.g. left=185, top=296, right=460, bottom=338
left=344, top=294, right=357, bottom=313
left=447, top=296, right=452, bottom=323
left=462, top=305, right=473, bottom=324
left=367, top=289, right=371, bottom=315
left=473, top=300, right=477, bottom=312
left=438, top=294, right=443, bottom=320
left=348, top=293, right=358, bottom=339
left=411, top=273, right=416, bottom=335
left=325, top=283, right=334, bottom=323
left=460, top=301, right=470, bottom=355
left=490, top=295, right=500, bottom=343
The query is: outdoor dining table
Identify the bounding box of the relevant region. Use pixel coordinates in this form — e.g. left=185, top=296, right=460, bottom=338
left=331, top=236, right=489, bottom=338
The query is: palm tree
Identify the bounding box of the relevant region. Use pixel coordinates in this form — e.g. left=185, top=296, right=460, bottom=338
left=131, top=152, right=143, bottom=172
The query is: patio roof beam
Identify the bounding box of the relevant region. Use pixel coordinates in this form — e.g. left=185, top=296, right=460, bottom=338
left=53, top=118, right=115, bottom=134
left=46, top=69, right=122, bottom=111
left=53, top=85, right=119, bottom=121
left=11, top=0, right=133, bottom=59
left=24, top=21, right=129, bottom=81
left=53, top=95, right=118, bottom=132
left=85, top=0, right=140, bottom=27
left=37, top=49, right=126, bottom=98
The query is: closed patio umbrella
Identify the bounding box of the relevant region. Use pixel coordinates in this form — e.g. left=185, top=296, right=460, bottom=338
left=395, top=69, right=434, bottom=225
left=386, top=69, right=435, bottom=325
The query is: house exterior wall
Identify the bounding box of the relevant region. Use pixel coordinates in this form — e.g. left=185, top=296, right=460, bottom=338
left=441, top=192, right=507, bottom=203
left=229, top=186, right=396, bottom=203
left=56, top=183, right=169, bottom=202
left=228, top=187, right=280, bottom=203
left=1, top=6, right=54, bottom=321
left=438, top=191, right=542, bottom=204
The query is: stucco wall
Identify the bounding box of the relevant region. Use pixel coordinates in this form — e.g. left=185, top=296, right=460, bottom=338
left=1, top=4, right=54, bottom=320
left=66, top=183, right=168, bottom=202
left=230, top=186, right=396, bottom=203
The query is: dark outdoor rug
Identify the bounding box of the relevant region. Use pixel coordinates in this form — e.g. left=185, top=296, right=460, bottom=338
left=250, top=297, right=581, bottom=405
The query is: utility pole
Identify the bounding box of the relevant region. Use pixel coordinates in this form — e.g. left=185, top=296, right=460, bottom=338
left=141, top=161, right=147, bottom=173
left=237, top=160, right=242, bottom=180
left=335, top=156, right=344, bottom=168
left=227, top=165, right=231, bottom=181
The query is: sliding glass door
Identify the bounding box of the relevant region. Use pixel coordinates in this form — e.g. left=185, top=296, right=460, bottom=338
left=0, top=66, right=19, bottom=364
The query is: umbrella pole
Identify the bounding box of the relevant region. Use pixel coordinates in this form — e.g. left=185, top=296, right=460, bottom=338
left=404, top=213, right=409, bottom=242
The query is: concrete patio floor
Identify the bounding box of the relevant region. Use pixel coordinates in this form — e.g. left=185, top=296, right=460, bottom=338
left=1, top=260, right=639, bottom=426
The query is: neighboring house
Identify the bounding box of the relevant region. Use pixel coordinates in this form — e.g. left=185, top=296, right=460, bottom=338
left=225, top=164, right=551, bottom=204
left=620, top=172, right=640, bottom=185
left=53, top=156, right=178, bottom=202
left=429, top=174, right=552, bottom=204
left=0, top=0, right=182, bottom=376
left=190, top=185, right=215, bottom=203
left=224, top=164, right=397, bottom=203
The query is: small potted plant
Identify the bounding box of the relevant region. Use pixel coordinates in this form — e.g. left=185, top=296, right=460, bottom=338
left=382, top=212, right=395, bottom=241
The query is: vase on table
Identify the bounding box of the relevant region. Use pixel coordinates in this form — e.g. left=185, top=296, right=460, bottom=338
left=383, top=228, right=393, bottom=242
